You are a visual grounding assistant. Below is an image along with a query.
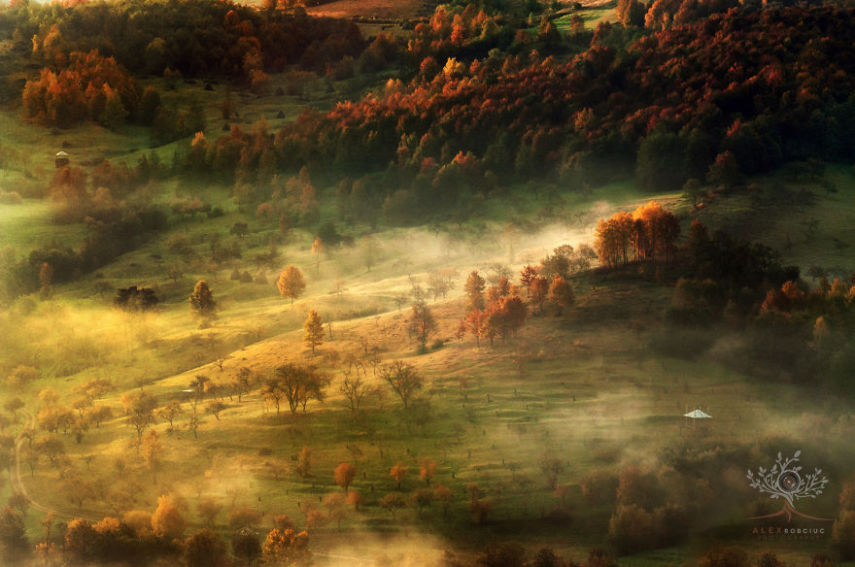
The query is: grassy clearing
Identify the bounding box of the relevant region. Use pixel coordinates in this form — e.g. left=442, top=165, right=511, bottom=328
left=0, top=200, right=89, bottom=251
left=553, top=3, right=617, bottom=31
left=693, top=164, right=855, bottom=276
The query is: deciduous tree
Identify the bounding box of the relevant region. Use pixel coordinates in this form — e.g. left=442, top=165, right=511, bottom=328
left=185, top=528, right=227, bottom=567
left=324, top=493, right=347, bottom=530
left=261, top=528, right=309, bottom=565
left=141, top=430, right=163, bottom=474
left=231, top=367, right=253, bottom=403
left=465, top=309, right=485, bottom=347
left=595, top=212, right=632, bottom=267
left=419, top=459, right=437, bottom=486
left=121, top=391, right=157, bottom=443
left=296, top=446, right=312, bottom=478
left=334, top=463, right=356, bottom=494
left=390, top=463, right=408, bottom=490
left=464, top=271, right=486, bottom=311
left=381, top=361, right=423, bottom=409
left=157, top=401, right=183, bottom=432
left=547, top=276, right=574, bottom=315
left=407, top=298, right=437, bottom=352
left=273, top=363, right=328, bottom=415
left=303, top=310, right=325, bottom=355
left=339, top=363, right=368, bottom=413
left=528, top=277, right=549, bottom=314
left=277, top=266, right=306, bottom=304
left=540, top=457, right=565, bottom=490
left=151, top=495, right=185, bottom=540
left=189, top=280, right=217, bottom=325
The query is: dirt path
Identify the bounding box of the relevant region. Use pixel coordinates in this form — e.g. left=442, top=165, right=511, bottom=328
left=13, top=410, right=67, bottom=521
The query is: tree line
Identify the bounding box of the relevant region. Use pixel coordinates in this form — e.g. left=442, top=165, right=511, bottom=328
left=8, top=0, right=365, bottom=80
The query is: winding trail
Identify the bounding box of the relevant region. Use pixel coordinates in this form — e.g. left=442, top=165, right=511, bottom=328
left=12, top=410, right=66, bottom=520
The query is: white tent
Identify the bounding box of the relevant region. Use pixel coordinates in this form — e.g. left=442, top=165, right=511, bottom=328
left=684, top=409, right=712, bottom=419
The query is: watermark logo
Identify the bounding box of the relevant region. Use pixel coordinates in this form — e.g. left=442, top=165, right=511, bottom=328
left=747, top=450, right=832, bottom=522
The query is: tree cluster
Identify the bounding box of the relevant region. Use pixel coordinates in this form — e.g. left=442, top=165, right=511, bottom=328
left=263, top=363, right=328, bottom=416
left=14, top=0, right=365, bottom=81
left=22, top=50, right=141, bottom=129
left=594, top=202, right=679, bottom=268
left=23, top=496, right=311, bottom=567
left=459, top=270, right=528, bottom=346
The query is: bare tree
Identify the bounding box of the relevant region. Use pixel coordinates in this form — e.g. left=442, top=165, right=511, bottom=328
left=380, top=361, right=423, bottom=410
left=231, top=367, right=253, bottom=403
left=120, top=391, right=158, bottom=443
left=260, top=379, right=285, bottom=417
left=407, top=298, right=437, bottom=352
left=339, top=358, right=368, bottom=413
left=157, top=401, right=183, bottom=432
left=273, top=364, right=328, bottom=415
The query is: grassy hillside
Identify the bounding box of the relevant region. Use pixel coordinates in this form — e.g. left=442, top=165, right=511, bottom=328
left=3, top=136, right=855, bottom=564
left=3, top=0, right=855, bottom=564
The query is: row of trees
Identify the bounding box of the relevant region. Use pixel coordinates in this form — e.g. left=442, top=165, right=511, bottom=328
left=3, top=496, right=835, bottom=567
left=616, top=0, right=740, bottom=30
left=18, top=497, right=310, bottom=567
left=261, top=357, right=426, bottom=416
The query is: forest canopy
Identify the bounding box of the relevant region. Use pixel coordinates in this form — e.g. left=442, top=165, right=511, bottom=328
left=155, top=5, right=855, bottom=224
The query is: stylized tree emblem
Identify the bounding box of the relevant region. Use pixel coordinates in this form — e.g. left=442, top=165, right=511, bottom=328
left=746, top=450, right=831, bottom=522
